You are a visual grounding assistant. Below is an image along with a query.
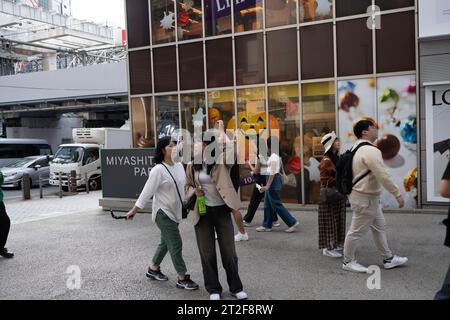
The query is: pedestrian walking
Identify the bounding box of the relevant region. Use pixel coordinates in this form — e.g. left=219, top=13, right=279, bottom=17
left=318, top=132, right=346, bottom=258
left=126, top=136, right=199, bottom=291
left=342, top=119, right=408, bottom=273
left=0, top=170, right=14, bottom=259
left=243, top=154, right=279, bottom=227
left=435, top=159, right=450, bottom=300
left=185, top=133, right=248, bottom=301
left=256, top=136, right=299, bottom=233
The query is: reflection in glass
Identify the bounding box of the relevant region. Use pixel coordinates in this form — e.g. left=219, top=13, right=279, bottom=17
left=235, top=87, right=266, bottom=201
left=266, top=0, right=296, bottom=28
left=129, top=50, right=152, bottom=95
left=126, top=0, right=150, bottom=48
left=205, top=0, right=232, bottom=36
left=208, top=89, right=235, bottom=130
left=235, top=33, right=265, bottom=86
left=181, top=93, right=206, bottom=136
left=153, top=46, right=177, bottom=93
left=155, top=96, right=180, bottom=139
left=376, top=0, right=415, bottom=11
left=131, top=97, right=155, bottom=148
left=268, top=85, right=301, bottom=203
left=151, top=0, right=176, bottom=44
left=267, top=28, right=298, bottom=83
left=336, top=0, right=371, bottom=17
left=300, top=23, right=334, bottom=80
left=206, top=38, right=234, bottom=88
left=234, top=0, right=263, bottom=32
left=299, top=0, right=333, bottom=23
left=302, top=82, right=336, bottom=204
left=179, top=42, right=204, bottom=91
left=177, top=0, right=203, bottom=41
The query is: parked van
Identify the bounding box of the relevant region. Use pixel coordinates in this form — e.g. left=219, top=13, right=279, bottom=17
left=0, top=139, right=52, bottom=168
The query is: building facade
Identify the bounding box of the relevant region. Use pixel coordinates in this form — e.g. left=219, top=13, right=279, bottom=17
left=124, top=0, right=429, bottom=208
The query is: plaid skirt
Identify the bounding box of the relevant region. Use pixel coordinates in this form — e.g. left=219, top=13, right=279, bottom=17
left=318, top=198, right=346, bottom=250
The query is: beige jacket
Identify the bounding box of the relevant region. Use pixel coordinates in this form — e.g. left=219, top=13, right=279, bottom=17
left=185, top=162, right=241, bottom=226
left=351, top=140, right=401, bottom=198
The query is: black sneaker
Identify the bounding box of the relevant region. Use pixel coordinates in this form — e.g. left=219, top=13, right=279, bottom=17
left=176, top=275, right=199, bottom=290
left=0, top=248, right=14, bottom=259
left=146, top=267, right=169, bottom=281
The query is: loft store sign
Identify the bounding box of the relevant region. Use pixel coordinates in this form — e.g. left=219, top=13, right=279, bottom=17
left=208, top=0, right=256, bottom=19
left=432, top=89, right=450, bottom=106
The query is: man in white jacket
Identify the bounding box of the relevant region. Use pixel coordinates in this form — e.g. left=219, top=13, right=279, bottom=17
left=342, top=119, right=408, bottom=273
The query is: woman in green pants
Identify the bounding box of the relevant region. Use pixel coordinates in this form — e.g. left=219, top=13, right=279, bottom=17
left=126, top=136, right=199, bottom=291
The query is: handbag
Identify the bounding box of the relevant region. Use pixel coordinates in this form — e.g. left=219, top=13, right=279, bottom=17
left=280, top=160, right=289, bottom=185
left=319, top=180, right=345, bottom=204
left=161, top=163, right=189, bottom=219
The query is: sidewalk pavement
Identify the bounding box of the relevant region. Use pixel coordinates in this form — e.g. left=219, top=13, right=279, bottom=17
left=0, top=192, right=449, bottom=300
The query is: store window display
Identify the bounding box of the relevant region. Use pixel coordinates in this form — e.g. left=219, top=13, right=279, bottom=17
left=151, top=0, right=176, bottom=44
left=299, top=0, right=333, bottom=23
left=265, top=0, right=297, bottom=28
left=234, top=0, right=263, bottom=32
left=205, top=0, right=232, bottom=36
left=302, top=82, right=336, bottom=204
left=176, top=0, right=203, bottom=41
left=155, top=96, right=180, bottom=139
left=131, top=97, right=156, bottom=148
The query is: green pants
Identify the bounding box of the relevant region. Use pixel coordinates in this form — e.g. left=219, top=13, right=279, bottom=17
left=152, top=209, right=187, bottom=275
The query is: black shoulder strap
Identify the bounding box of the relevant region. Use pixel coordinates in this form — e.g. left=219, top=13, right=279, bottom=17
left=161, top=163, right=184, bottom=205
left=351, top=142, right=376, bottom=187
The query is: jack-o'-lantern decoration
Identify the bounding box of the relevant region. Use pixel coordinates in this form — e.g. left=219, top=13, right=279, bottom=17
left=226, top=111, right=281, bottom=161
left=208, top=108, right=221, bottom=127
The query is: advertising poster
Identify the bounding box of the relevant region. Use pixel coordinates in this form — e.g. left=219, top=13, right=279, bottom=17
left=377, top=75, right=417, bottom=209
left=425, top=83, right=450, bottom=202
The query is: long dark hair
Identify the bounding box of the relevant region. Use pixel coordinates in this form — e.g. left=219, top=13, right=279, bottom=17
left=325, top=139, right=340, bottom=165
left=154, top=136, right=172, bottom=164
left=193, top=133, right=216, bottom=175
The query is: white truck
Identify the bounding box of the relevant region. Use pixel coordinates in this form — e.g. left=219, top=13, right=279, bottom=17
left=49, top=128, right=131, bottom=191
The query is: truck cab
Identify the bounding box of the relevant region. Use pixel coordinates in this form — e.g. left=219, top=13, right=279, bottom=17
left=49, top=128, right=131, bottom=191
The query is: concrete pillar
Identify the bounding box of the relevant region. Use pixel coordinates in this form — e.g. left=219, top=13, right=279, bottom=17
left=42, top=53, right=57, bottom=71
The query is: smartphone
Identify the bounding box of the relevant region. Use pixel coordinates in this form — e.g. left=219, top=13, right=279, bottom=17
left=256, top=183, right=262, bottom=191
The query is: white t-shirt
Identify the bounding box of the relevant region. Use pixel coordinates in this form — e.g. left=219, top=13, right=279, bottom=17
left=198, top=168, right=225, bottom=207
left=135, top=162, right=186, bottom=223
left=266, top=153, right=281, bottom=176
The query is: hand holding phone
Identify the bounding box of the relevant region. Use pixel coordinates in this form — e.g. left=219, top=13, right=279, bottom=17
left=256, top=183, right=262, bottom=191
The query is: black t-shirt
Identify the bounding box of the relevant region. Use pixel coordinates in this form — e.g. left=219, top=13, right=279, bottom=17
left=442, top=160, right=450, bottom=247
left=442, top=160, right=450, bottom=180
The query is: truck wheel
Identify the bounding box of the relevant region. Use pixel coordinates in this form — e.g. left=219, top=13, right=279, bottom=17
left=62, top=186, right=69, bottom=192
left=88, top=178, right=101, bottom=191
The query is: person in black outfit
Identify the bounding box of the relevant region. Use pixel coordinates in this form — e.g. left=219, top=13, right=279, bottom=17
left=0, top=170, right=14, bottom=259
left=435, top=159, right=450, bottom=300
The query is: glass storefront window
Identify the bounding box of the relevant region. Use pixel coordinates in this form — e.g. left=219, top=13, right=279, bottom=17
left=153, top=46, right=177, bottom=93
left=131, top=97, right=155, bottom=148
left=376, top=0, right=415, bottom=11
left=205, top=0, right=232, bottom=36
left=301, top=82, right=336, bottom=204
left=155, top=95, right=180, bottom=139
left=151, top=0, right=176, bottom=44
left=177, top=0, right=203, bottom=41
left=179, top=42, right=205, bottom=91
left=236, top=87, right=266, bottom=201
left=266, top=0, right=297, bottom=28
left=300, top=23, right=334, bottom=80
left=267, top=28, right=298, bottom=83
left=181, top=93, right=207, bottom=135
left=299, top=0, right=333, bottom=23
left=206, top=38, right=233, bottom=88
left=208, top=89, right=235, bottom=131
left=235, top=33, right=265, bottom=86
left=337, top=18, right=373, bottom=77
left=129, top=50, right=152, bottom=95
left=126, top=0, right=150, bottom=48
left=336, top=0, right=372, bottom=17
left=234, top=0, right=263, bottom=32
left=376, top=12, right=416, bottom=73
left=268, top=85, right=301, bottom=203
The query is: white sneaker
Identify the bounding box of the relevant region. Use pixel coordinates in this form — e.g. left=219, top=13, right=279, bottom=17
left=273, top=222, right=281, bottom=227
left=383, top=255, right=408, bottom=269
left=256, top=226, right=272, bottom=232
left=231, top=291, right=248, bottom=300
left=342, top=260, right=368, bottom=273
left=234, top=232, right=249, bottom=242
left=215, top=232, right=218, bottom=240
left=210, top=293, right=221, bottom=300
left=322, top=248, right=343, bottom=258
left=285, top=221, right=300, bottom=233
left=243, top=221, right=252, bottom=227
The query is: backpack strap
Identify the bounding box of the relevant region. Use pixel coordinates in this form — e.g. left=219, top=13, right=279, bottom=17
left=351, top=142, right=375, bottom=187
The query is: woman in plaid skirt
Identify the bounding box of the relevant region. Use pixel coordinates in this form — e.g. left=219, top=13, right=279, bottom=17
left=318, top=132, right=346, bottom=258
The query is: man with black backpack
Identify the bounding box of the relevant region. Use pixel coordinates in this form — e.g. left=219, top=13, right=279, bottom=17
left=339, top=120, right=408, bottom=273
